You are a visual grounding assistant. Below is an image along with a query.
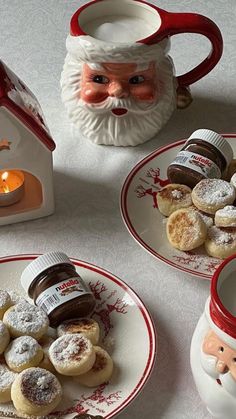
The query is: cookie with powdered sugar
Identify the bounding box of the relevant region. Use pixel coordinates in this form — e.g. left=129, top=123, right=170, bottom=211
left=192, top=179, right=236, bottom=214
left=5, top=336, right=43, bottom=372
left=215, top=205, right=236, bottom=227
left=157, top=183, right=192, bottom=217
left=205, top=226, right=236, bottom=259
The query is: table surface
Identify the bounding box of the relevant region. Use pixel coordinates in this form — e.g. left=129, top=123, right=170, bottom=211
left=0, top=1, right=236, bottom=418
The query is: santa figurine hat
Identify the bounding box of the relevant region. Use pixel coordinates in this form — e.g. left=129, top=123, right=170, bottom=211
left=65, top=1, right=170, bottom=65
left=205, top=254, right=236, bottom=350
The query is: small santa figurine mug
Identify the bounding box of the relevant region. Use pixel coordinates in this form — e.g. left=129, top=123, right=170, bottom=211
left=61, top=0, right=223, bottom=146
left=191, top=254, right=236, bottom=418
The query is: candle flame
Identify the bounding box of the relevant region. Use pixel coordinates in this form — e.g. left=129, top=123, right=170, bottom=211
left=1, top=172, right=10, bottom=193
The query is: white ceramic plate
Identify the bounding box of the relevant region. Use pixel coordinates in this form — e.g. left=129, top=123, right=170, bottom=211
left=0, top=255, right=156, bottom=418
left=120, top=135, right=236, bottom=280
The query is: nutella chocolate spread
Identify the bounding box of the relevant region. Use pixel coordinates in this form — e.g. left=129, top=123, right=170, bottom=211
left=20, top=252, right=95, bottom=327
left=167, top=129, right=233, bottom=188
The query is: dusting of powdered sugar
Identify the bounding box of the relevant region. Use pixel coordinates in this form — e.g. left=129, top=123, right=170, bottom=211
left=5, top=336, right=41, bottom=367
left=215, top=205, right=236, bottom=218
left=190, top=206, right=214, bottom=228
left=207, top=226, right=236, bottom=245
left=171, top=190, right=183, bottom=199
left=0, top=363, right=17, bottom=390
left=49, top=333, right=90, bottom=363
left=3, top=301, right=49, bottom=335
left=193, top=179, right=235, bottom=205
left=0, top=290, right=11, bottom=309
left=20, top=367, right=62, bottom=405
left=7, top=290, right=27, bottom=306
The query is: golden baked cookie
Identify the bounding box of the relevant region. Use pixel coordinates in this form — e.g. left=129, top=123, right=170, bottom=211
left=75, top=346, right=113, bottom=387
left=192, top=179, right=235, bottom=214
left=205, top=226, right=236, bottom=259
left=49, top=333, right=95, bottom=376
left=215, top=205, right=236, bottom=227
left=4, top=336, right=43, bottom=372
left=0, top=291, right=11, bottom=320
left=166, top=208, right=207, bottom=251
left=157, top=183, right=192, bottom=216
left=57, top=317, right=100, bottom=345
left=11, top=367, right=62, bottom=416
left=0, top=363, right=17, bottom=403
left=0, top=321, right=10, bottom=355
left=3, top=301, right=49, bottom=340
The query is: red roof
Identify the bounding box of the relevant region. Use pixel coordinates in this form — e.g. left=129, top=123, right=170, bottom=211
left=0, top=60, right=55, bottom=151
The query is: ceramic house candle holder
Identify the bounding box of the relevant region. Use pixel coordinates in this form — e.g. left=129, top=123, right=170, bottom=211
left=191, top=254, right=236, bottom=419
left=0, top=60, right=55, bottom=226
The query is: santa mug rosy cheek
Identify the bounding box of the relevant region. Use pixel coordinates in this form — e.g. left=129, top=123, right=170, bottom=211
left=61, top=0, right=223, bottom=146
left=191, top=254, right=236, bottom=418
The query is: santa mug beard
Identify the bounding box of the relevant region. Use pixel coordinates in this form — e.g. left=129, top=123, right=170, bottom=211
left=61, top=56, right=176, bottom=146
left=200, top=350, right=236, bottom=398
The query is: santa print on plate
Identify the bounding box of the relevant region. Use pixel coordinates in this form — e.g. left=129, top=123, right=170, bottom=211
left=0, top=255, right=156, bottom=419
left=120, top=135, right=236, bottom=279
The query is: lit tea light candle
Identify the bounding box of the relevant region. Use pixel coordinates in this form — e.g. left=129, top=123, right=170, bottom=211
left=0, top=170, right=25, bottom=207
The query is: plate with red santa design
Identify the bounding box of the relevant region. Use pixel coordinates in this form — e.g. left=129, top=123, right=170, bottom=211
left=120, top=135, right=236, bottom=279
left=0, top=254, right=156, bottom=419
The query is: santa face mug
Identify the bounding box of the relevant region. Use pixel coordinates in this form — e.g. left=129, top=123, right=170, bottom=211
left=61, top=0, right=223, bottom=146
left=191, top=254, right=236, bottom=419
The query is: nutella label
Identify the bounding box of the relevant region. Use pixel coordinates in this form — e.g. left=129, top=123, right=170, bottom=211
left=36, top=277, right=92, bottom=315
left=169, top=150, right=221, bottom=179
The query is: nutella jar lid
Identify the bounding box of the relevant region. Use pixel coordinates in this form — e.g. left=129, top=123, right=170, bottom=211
left=187, top=129, right=233, bottom=166
left=21, top=252, right=74, bottom=293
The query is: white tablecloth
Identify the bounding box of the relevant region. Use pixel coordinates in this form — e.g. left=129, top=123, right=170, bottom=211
left=0, top=1, right=235, bottom=418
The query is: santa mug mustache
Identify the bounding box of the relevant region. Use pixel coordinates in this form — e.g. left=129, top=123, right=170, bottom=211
left=61, top=0, right=223, bottom=146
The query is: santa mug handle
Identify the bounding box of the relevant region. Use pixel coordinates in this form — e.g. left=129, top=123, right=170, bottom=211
left=141, top=6, right=223, bottom=87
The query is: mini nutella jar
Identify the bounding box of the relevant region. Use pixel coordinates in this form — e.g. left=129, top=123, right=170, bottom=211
left=20, top=252, right=95, bottom=327
left=167, top=129, right=233, bottom=188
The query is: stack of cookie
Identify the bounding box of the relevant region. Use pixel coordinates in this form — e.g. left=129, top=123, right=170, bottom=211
left=0, top=290, right=113, bottom=417
left=157, top=176, right=236, bottom=259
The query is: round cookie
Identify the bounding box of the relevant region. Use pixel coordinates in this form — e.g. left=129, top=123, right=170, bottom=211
left=0, top=291, right=11, bottom=320
left=215, top=205, right=236, bottom=227
left=192, top=179, right=235, bottom=214
left=3, top=301, right=49, bottom=339
left=38, top=336, right=56, bottom=373
left=75, top=346, right=113, bottom=387
left=157, top=183, right=192, bottom=216
left=5, top=336, right=43, bottom=372
left=205, top=226, right=236, bottom=259
left=57, top=318, right=100, bottom=345
left=166, top=208, right=207, bottom=251
left=189, top=206, right=214, bottom=229
left=49, top=333, right=95, bottom=376
left=0, top=321, right=10, bottom=354
left=0, top=363, right=17, bottom=403
left=11, top=367, right=62, bottom=416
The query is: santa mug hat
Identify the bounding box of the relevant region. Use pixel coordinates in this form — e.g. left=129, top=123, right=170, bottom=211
left=205, top=254, right=236, bottom=350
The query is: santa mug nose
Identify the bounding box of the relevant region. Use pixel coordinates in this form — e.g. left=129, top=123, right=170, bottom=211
left=216, top=360, right=229, bottom=374
left=108, top=82, right=128, bottom=98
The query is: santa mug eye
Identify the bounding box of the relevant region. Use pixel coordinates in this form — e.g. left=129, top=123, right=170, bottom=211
left=129, top=75, right=145, bottom=84
left=92, top=75, right=109, bottom=84
left=218, top=346, right=224, bottom=353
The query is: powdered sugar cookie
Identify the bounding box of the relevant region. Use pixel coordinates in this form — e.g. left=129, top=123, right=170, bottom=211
left=75, top=346, right=113, bottom=387
left=166, top=208, right=207, bottom=251
left=192, top=179, right=236, bottom=214
left=3, top=301, right=49, bottom=340
left=49, top=333, right=95, bottom=376
left=0, top=321, right=10, bottom=354
left=0, top=291, right=11, bottom=319
left=0, top=363, right=17, bottom=403
left=11, top=367, right=62, bottom=416
left=5, top=336, right=43, bottom=372
left=205, top=226, right=236, bottom=259
left=189, top=206, right=214, bottom=229
left=157, top=184, right=192, bottom=216
left=57, top=318, right=100, bottom=345
left=215, top=205, right=236, bottom=227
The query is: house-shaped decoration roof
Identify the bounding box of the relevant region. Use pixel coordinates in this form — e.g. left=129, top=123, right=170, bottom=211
left=0, top=60, right=55, bottom=151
